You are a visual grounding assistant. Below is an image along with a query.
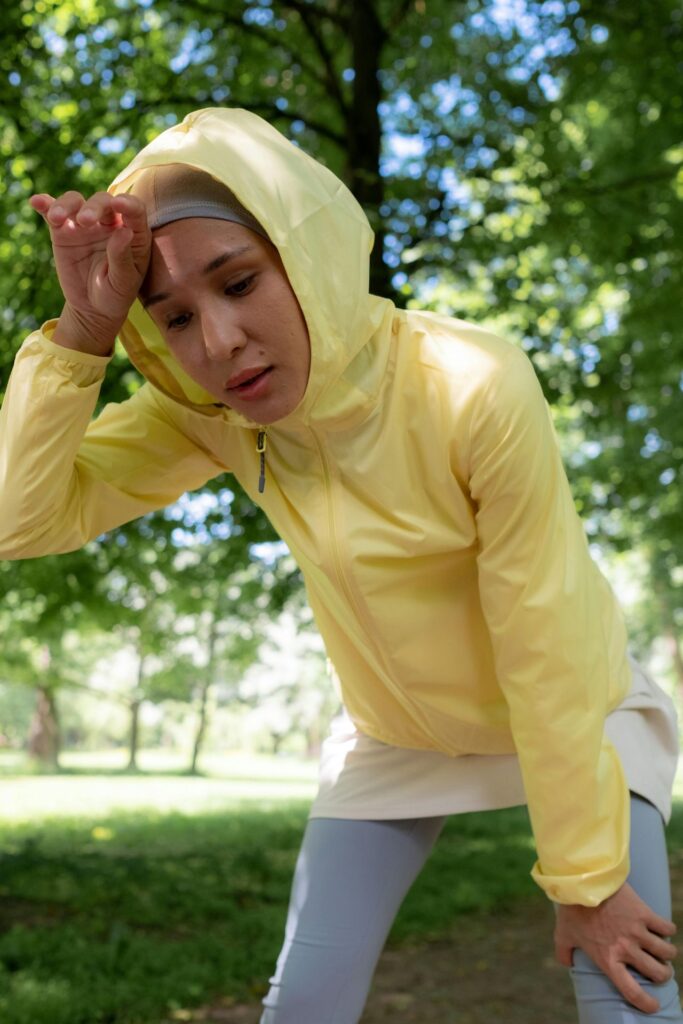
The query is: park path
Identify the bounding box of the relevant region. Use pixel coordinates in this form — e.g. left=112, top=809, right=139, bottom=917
left=184, top=856, right=683, bottom=1024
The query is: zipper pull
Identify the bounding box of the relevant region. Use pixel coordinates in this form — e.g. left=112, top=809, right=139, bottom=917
left=256, top=429, right=267, bottom=494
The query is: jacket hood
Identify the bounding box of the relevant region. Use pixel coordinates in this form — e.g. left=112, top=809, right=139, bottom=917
left=109, top=107, right=393, bottom=428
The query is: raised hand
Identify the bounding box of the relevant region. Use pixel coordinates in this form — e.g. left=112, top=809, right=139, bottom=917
left=30, top=190, right=152, bottom=355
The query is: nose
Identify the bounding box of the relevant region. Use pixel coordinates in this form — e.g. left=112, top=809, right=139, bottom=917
left=201, top=304, right=247, bottom=362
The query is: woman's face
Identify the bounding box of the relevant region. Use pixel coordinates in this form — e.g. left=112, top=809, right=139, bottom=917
left=140, top=218, right=311, bottom=424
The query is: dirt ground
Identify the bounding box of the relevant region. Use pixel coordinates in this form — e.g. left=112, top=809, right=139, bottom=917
left=184, top=857, right=683, bottom=1024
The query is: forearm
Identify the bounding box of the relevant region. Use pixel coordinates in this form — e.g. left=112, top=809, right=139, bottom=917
left=0, top=323, right=111, bottom=559
left=470, top=346, right=634, bottom=906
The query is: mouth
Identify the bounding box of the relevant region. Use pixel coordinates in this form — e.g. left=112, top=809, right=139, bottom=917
left=224, top=366, right=273, bottom=400
left=226, top=366, right=271, bottom=390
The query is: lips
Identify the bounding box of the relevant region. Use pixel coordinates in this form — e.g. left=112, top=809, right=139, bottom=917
left=226, top=366, right=271, bottom=390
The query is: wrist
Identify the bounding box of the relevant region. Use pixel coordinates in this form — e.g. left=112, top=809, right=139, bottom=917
left=52, top=305, right=118, bottom=357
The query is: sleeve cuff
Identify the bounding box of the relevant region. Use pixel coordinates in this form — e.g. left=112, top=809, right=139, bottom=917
left=39, top=319, right=115, bottom=367
left=531, top=846, right=630, bottom=907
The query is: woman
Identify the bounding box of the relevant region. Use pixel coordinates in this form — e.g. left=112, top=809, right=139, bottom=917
left=1, top=107, right=680, bottom=1022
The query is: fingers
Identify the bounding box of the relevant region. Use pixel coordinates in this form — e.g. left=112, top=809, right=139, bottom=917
left=625, top=884, right=677, bottom=939
left=105, top=224, right=135, bottom=280
left=30, top=190, right=90, bottom=227
left=77, top=192, right=149, bottom=230
left=555, top=893, right=679, bottom=1016
left=105, top=213, right=150, bottom=295
left=76, top=194, right=119, bottom=228
left=554, top=939, right=574, bottom=968
left=612, top=963, right=661, bottom=1015
left=646, top=911, right=678, bottom=939
left=43, top=190, right=89, bottom=227
left=644, top=932, right=678, bottom=963
left=31, top=190, right=150, bottom=242
left=627, top=939, right=674, bottom=981
left=111, top=193, right=148, bottom=228
left=30, top=191, right=146, bottom=231
left=29, top=193, right=54, bottom=215
left=606, top=934, right=676, bottom=1014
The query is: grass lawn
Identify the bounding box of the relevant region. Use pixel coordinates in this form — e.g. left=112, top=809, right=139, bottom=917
left=0, top=751, right=681, bottom=1024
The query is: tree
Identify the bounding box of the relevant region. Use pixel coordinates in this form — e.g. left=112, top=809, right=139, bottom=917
left=0, top=549, right=112, bottom=768
left=1, top=0, right=680, bottom=691
left=155, top=486, right=300, bottom=772
left=91, top=482, right=299, bottom=769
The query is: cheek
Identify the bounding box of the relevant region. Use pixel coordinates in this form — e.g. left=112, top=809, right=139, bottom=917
left=166, top=339, right=201, bottom=375
left=278, top=289, right=309, bottom=350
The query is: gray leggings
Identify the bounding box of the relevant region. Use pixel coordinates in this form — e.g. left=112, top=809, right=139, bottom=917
left=260, top=793, right=682, bottom=1023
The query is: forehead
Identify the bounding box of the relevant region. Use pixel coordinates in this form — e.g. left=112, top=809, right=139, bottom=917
left=151, top=217, right=261, bottom=257
left=141, top=218, right=268, bottom=290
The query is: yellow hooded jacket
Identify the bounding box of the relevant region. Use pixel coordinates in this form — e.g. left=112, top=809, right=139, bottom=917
left=0, top=108, right=633, bottom=906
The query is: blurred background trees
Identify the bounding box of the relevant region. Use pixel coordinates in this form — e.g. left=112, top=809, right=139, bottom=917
left=1, top=0, right=680, bottom=767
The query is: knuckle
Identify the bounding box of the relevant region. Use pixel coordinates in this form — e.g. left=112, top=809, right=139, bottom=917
left=88, top=193, right=113, bottom=210
left=116, top=193, right=145, bottom=216
left=59, top=190, right=85, bottom=207
left=658, top=963, right=674, bottom=983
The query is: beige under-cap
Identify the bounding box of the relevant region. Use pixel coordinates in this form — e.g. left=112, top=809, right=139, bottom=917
left=129, top=163, right=269, bottom=239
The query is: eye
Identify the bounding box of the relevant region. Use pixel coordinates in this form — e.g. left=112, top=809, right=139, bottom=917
left=225, top=275, right=255, bottom=297
left=167, top=312, right=192, bottom=331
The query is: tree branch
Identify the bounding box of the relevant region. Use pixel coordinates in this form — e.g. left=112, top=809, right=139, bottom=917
left=135, top=96, right=346, bottom=147
left=561, top=168, right=678, bottom=196
left=386, top=0, right=419, bottom=33
left=243, top=102, right=346, bottom=146
left=160, top=0, right=344, bottom=123
left=292, top=4, right=350, bottom=118
left=278, top=0, right=350, bottom=31
left=178, top=1, right=281, bottom=47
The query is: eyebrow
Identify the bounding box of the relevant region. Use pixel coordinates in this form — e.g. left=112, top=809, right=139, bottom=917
left=142, top=245, right=255, bottom=309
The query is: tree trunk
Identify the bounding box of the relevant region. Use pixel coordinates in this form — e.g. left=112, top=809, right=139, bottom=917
left=190, top=620, right=217, bottom=775
left=271, top=731, right=285, bottom=755
left=127, top=647, right=146, bottom=771
left=348, top=0, right=392, bottom=299
left=652, top=565, right=683, bottom=699
left=664, top=626, right=683, bottom=696
left=27, top=685, right=60, bottom=770
left=306, top=718, right=322, bottom=759
left=127, top=698, right=142, bottom=771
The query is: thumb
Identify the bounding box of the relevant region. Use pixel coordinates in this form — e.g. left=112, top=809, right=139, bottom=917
left=555, top=938, right=575, bottom=967
left=105, top=226, right=139, bottom=297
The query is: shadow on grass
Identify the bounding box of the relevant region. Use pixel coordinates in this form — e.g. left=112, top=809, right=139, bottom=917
left=2, top=798, right=681, bottom=1024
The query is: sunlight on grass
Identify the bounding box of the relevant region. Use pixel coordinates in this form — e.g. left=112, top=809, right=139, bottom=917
left=0, top=750, right=680, bottom=824
left=0, top=749, right=318, bottom=823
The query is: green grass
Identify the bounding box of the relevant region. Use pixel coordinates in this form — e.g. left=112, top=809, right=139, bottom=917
left=0, top=755, right=318, bottom=823
left=1, top=756, right=681, bottom=1024
left=0, top=807, right=308, bottom=1024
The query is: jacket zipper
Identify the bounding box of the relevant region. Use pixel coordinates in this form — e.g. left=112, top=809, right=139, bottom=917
left=256, top=429, right=267, bottom=493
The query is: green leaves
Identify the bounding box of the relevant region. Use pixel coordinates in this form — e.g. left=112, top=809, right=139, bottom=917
left=1, top=0, right=680, bottom=715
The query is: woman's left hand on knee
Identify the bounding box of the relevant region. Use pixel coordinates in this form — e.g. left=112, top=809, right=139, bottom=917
left=554, top=881, right=678, bottom=1015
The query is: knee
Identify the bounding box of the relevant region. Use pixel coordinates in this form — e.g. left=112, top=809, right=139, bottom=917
left=571, top=950, right=683, bottom=1023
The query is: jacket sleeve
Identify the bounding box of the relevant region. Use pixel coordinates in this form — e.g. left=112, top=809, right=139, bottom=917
left=0, top=325, right=226, bottom=559
left=468, top=345, right=631, bottom=907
